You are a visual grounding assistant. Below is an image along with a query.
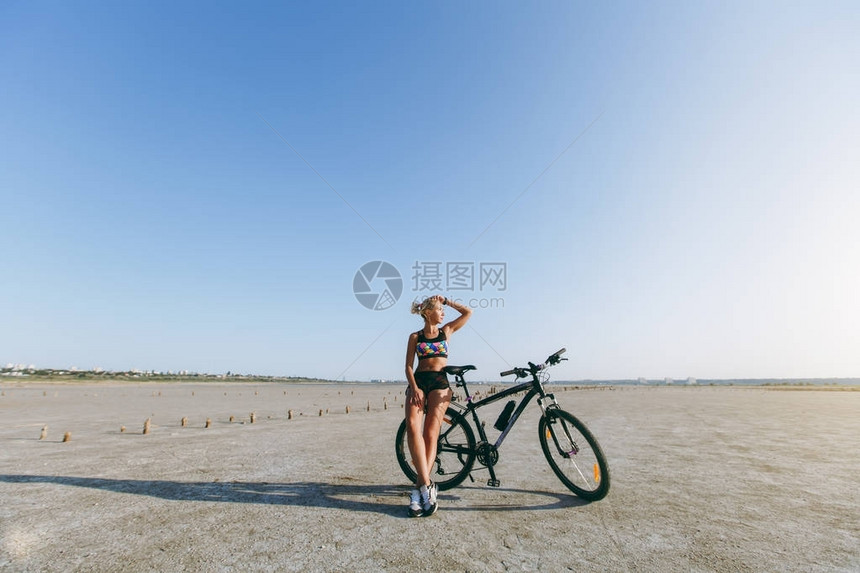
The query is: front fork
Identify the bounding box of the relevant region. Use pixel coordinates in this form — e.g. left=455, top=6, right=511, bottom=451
left=538, top=394, right=577, bottom=458
left=537, top=392, right=560, bottom=415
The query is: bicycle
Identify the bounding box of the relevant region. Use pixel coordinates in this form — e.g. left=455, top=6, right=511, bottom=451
left=395, top=348, right=610, bottom=501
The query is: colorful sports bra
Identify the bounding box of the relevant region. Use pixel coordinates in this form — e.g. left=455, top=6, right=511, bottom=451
left=416, top=329, right=448, bottom=360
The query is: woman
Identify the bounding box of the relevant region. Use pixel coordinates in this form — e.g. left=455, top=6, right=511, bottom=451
left=404, top=294, right=472, bottom=517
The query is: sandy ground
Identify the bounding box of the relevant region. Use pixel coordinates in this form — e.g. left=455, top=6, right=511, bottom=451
left=1, top=382, right=858, bottom=572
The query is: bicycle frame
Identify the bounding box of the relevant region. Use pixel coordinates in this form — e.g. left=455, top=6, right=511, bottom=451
left=450, top=372, right=561, bottom=455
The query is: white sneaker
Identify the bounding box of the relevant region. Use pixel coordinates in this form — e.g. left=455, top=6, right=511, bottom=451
left=408, top=488, right=422, bottom=518
left=420, top=482, right=438, bottom=516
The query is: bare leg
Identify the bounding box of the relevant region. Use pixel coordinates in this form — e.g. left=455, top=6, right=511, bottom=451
left=405, top=387, right=430, bottom=487
left=422, top=388, right=453, bottom=482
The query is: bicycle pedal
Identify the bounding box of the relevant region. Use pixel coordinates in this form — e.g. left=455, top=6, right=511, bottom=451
left=487, top=479, right=500, bottom=487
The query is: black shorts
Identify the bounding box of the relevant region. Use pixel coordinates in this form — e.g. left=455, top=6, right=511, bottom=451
left=413, top=371, right=450, bottom=393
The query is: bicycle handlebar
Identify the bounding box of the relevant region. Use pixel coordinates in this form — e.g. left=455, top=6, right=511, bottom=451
left=499, top=348, right=568, bottom=378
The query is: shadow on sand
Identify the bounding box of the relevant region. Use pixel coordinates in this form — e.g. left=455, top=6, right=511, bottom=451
left=0, top=474, right=587, bottom=516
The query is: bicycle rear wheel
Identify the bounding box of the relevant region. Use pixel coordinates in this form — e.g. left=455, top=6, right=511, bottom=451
left=395, top=407, right=476, bottom=491
left=539, top=408, right=610, bottom=501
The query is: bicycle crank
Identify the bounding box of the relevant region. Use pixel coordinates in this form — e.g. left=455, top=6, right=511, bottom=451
left=476, top=443, right=499, bottom=467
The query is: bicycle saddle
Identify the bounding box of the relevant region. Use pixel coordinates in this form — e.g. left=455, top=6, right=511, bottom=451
left=444, top=365, right=476, bottom=376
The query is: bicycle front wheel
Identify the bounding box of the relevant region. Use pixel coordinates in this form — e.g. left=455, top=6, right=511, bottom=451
left=539, top=408, right=610, bottom=501
left=395, top=406, right=476, bottom=491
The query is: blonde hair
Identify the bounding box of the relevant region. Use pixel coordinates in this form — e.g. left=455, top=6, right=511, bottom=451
left=410, top=297, right=438, bottom=318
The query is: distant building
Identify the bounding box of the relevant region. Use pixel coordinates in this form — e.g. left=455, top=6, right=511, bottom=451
left=637, top=377, right=648, bottom=385
left=665, top=377, right=674, bottom=385
left=687, top=377, right=697, bottom=385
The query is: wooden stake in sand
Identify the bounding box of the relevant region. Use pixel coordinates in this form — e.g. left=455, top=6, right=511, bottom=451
left=39, top=426, right=48, bottom=440
left=346, top=405, right=351, bottom=414
left=120, top=426, right=126, bottom=433
left=250, top=412, right=257, bottom=424
left=367, top=401, right=371, bottom=412
left=62, top=432, right=71, bottom=442
left=181, top=417, right=188, bottom=427
left=143, top=418, right=151, bottom=435
left=229, top=415, right=235, bottom=423
left=288, top=409, right=293, bottom=420
left=205, top=418, right=212, bottom=428
left=319, top=409, right=324, bottom=417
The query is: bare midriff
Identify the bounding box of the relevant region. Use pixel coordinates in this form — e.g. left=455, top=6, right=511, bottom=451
left=416, top=356, right=447, bottom=373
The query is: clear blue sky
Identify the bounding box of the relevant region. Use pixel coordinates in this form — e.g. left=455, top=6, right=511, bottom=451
left=2, top=2, right=858, bottom=381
